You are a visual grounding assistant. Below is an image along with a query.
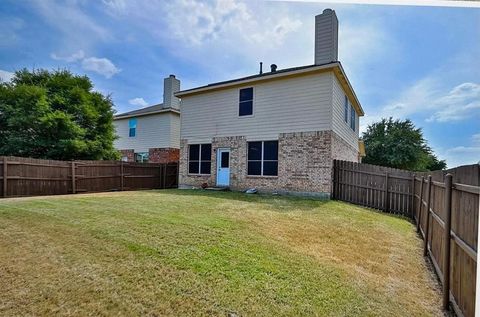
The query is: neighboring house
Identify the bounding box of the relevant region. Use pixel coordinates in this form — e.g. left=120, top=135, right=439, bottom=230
left=175, top=9, right=365, bottom=197
left=114, top=75, right=181, bottom=163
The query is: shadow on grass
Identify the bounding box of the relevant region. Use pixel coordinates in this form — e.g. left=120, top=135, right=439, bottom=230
left=155, top=189, right=413, bottom=222
left=157, top=188, right=330, bottom=212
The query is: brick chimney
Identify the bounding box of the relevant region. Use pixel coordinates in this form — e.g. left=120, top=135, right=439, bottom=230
left=314, top=9, right=338, bottom=65
left=163, top=74, right=180, bottom=109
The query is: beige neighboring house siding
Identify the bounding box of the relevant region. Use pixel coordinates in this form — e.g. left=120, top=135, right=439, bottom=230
left=170, top=114, right=181, bottom=148
left=332, top=75, right=360, bottom=151
left=180, top=72, right=334, bottom=143
left=114, top=112, right=180, bottom=152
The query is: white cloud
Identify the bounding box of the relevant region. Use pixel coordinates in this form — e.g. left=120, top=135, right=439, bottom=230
left=339, top=21, right=396, bottom=74
left=50, top=50, right=121, bottom=79
left=366, top=80, right=480, bottom=131
left=0, top=17, right=24, bottom=47
left=81, top=57, right=121, bottom=79
left=128, top=97, right=148, bottom=107
left=30, top=0, right=111, bottom=48
left=426, top=83, right=480, bottom=122
left=472, top=133, right=480, bottom=145
left=99, top=0, right=307, bottom=81
left=443, top=146, right=480, bottom=167
left=51, top=50, right=85, bottom=63
left=0, top=70, right=14, bottom=82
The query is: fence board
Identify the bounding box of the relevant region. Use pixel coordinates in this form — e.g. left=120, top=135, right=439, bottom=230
left=333, top=160, right=478, bottom=317
left=0, top=156, right=178, bottom=198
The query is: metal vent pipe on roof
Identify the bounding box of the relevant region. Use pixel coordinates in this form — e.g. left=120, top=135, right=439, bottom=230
left=270, top=64, right=277, bottom=72
left=259, top=62, right=263, bottom=74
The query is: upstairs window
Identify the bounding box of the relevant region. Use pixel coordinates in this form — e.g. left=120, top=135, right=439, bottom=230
left=350, top=105, right=356, bottom=131
left=129, top=118, right=137, bottom=137
left=344, top=95, right=348, bottom=123
left=247, top=141, right=278, bottom=176
left=239, top=87, right=253, bottom=116
left=188, top=144, right=211, bottom=175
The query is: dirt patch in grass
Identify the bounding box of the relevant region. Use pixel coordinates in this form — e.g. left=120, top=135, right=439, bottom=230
left=0, top=190, right=442, bottom=316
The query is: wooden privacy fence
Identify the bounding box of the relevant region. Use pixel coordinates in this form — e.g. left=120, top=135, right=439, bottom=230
left=332, top=160, right=415, bottom=217
left=332, top=160, right=479, bottom=317
left=0, top=156, right=178, bottom=198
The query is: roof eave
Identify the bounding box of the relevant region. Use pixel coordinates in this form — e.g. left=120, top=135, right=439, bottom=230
left=114, top=108, right=180, bottom=120
left=175, top=63, right=338, bottom=98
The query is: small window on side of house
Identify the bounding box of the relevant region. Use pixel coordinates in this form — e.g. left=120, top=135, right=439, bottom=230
left=350, top=105, right=356, bottom=131
left=239, top=87, right=253, bottom=116
left=344, top=95, right=348, bottom=123
left=129, top=118, right=137, bottom=137
left=135, top=152, right=148, bottom=163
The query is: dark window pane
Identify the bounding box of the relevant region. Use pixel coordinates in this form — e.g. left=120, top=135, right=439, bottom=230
left=189, top=162, right=199, bottom=174
left=263, top=161, right=278, bottom=176
left=201, top=144, right=211, bottom=161
left=344, top=95, right=348, bottom=123
left=221, top=152, right=229, bottom=168
left=263, top=141, right=278, bottom=160
left=248, top=142, right=262, bottom=160
left=189, top=144, right=199, bottom=161
left=239, top=87, right=253, bottom=101
left=350, top=106, right=355, bottom=131
left=200, top=162, right=211, bottom=174
left=248, top=161, right=261, bottom=175
left=239, top=101, right=253, bottom=116
left=129, top=128, right=136, bottom=137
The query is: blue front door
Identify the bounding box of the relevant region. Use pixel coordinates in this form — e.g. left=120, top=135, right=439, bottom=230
left=216, top=149, right=230, bottom=187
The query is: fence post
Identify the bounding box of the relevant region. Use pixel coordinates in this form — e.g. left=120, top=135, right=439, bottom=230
left=411, top=174, right=416, bottom=220
left=442, top=174, right=453, bottom=310
left=423, top=175, right=432, bottom=256
left=163, top=164, right=167, bottom=189
left=3, top=157, right=7, bottom=198
left=384, top=172, right=389, bottom=212
left=120, top=161, right=124, bottom=191
left=417, top=176, right=425, bottom=233
left=71, top=161, right=76, bottom=194
left=332, top=160, right=336, bottom=200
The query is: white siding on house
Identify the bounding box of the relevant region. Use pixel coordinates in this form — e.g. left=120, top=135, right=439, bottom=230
left=332, top=75, right=359, bottom=150
left=114, top=112, right=180, bottom=152
left=180, top=73, right=334, bottom=143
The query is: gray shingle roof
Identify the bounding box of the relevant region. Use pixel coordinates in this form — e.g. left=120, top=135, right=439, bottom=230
left=176, top=63, right=334, bottom=96
left=114, top=103, right=179, bottom=119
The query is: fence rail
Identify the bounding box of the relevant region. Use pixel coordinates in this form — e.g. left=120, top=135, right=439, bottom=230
left=332, top=160, right=478, bottom=317
left=0, top=156, right=178, bottom=198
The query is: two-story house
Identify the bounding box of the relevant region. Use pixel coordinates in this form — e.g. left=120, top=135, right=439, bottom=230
left=114, top=75, right=181, bottom=163
left=176, top=9, right=364, bottom=197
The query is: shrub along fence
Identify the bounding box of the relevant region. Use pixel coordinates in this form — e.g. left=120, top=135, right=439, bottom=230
left=0, top=156, right=178, bottom=198
left=332, top=160, right=478, bottom=317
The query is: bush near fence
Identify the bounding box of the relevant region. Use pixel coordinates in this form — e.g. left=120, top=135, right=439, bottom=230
left=333, top=160, right=478, bottom=317
left=0, top=156, right=178, bottom=198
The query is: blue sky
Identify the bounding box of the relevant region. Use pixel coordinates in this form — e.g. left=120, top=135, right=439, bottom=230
left=0, top=0, right=479, bottom=167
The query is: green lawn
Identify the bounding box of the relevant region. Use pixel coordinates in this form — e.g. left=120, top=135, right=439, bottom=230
left=0, top=190, right=442, bottom=316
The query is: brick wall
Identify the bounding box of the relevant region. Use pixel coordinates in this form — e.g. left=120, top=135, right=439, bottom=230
left=119, top=149, right=134, bottom=162
left=148, top=148, right=179, bottom=163
left=179, top=130, right=358, bottom=197
left=331, top=132, right=358, bottom=162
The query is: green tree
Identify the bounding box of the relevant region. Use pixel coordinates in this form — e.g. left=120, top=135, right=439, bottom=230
left=362, top=117, right=446, bottom=171
left=0, top=69, right=119, bottom=160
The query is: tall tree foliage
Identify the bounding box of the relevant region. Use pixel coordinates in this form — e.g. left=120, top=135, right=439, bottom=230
left=362, top=117, right=446, bottom=171
left=0, top=69, right=119, bottom=160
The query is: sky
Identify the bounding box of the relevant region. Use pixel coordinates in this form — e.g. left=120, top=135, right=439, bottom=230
left=0, top=0, right=479, bottom=167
